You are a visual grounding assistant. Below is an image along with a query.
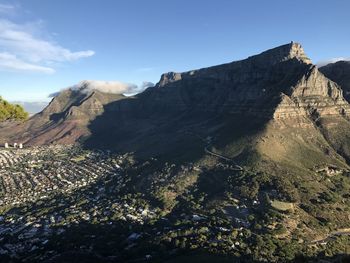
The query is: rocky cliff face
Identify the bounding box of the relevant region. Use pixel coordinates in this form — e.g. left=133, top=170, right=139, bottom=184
left=274, top=65, right=350, bottom=119
left=320, top=61, right=350, bottom=102
left=135, top=42, right=349, bottom=121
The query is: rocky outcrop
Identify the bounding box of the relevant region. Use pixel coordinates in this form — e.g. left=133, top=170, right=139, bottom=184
left=320, top=61, right=350, bottom=102
left=273, top=66, right=350, bottom=119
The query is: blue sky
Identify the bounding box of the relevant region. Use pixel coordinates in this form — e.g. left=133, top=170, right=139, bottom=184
left=0, top=0, right=350, bottom=102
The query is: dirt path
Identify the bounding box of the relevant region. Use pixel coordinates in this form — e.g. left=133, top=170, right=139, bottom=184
left=204, top=146, right=244, bottom=171
left=310, top=228, right=350, bottom=245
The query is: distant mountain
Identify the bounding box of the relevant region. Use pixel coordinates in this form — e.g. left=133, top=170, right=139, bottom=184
left=0, top=87, right=124, bottom=145
left=320, top=60, right=350, bottom=102
left=11, top=101, right=48, bottom=115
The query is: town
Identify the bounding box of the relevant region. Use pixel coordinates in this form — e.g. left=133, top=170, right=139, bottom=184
left=0, top=145, right=347, bottom=262
left=0, top=145, right=262, bottom=262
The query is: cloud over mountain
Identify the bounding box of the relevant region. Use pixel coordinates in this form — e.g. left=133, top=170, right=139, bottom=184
left=49, top=80, right=155, bottom=98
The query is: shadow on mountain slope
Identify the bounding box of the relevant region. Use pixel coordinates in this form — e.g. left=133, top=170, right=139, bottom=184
left=83, top=57, right=312, bottom=164
left=83, top=96, right=271, bottom=164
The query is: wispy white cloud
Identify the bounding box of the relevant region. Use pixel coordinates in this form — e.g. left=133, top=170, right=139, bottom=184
left=74, top=80, right=139, bottom=95
left=0, top=17, right=95, bottom=73
left=317, top=57, right=350, bottom=67
left=0, top=52, right=55, bottom=73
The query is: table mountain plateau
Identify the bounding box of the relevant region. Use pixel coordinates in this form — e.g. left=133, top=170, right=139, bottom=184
left=3, top=42, right=350, bottom=171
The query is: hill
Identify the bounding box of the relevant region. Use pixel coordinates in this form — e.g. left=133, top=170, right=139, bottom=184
left=0, top=87, right=125, bottom=145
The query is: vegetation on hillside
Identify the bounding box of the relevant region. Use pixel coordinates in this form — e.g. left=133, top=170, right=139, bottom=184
left=0, top=145, right=349, bottom=262
left=0, top=96, right=28, bottom=121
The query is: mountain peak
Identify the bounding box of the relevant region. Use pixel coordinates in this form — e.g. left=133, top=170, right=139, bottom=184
left=247, top=41, right=312, bottom=66
left=288, top=42, right=312, bottom=64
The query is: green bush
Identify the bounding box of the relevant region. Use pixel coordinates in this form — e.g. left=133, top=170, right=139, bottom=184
left=0, top=96, right=28, bottom=121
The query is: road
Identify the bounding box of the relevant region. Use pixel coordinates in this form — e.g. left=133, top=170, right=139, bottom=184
left=184, top=129, right=244, bottom=171
left=309, top=228, right=350, bottom=245
left=204, top=146, right=244, bottom=171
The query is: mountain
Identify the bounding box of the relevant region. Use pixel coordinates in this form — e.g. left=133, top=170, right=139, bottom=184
left=320, top=60, right=350, bottom=102
left=4, top=42, right=350, bottom=223
left=11, top=41, right=350, bottom=215
left=0, top=87, right=124, bottom=145
left=5, top=42, right=350, bottom=166
left=79, top=42, right=350, bottom=234
left=83, top=42, right=350, bottom=167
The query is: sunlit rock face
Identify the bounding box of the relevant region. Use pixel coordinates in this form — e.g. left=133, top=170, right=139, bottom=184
left=138, top=42, right=348, bottom=120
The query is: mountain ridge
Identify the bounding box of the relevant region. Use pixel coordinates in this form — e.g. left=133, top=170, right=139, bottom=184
left=2, top=42, right=350, bottom=166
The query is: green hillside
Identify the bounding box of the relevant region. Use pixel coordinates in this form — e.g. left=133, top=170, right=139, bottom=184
left=0, top=96, right=28, bottom=121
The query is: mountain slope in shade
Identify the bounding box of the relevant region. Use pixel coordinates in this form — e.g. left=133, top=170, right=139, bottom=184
left=82, top=43, right=350, bottom=235
left=320, top=60, right=350, bottom=102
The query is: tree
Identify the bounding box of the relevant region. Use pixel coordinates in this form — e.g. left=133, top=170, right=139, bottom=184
left=0, top=96, right=28, bottom=121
